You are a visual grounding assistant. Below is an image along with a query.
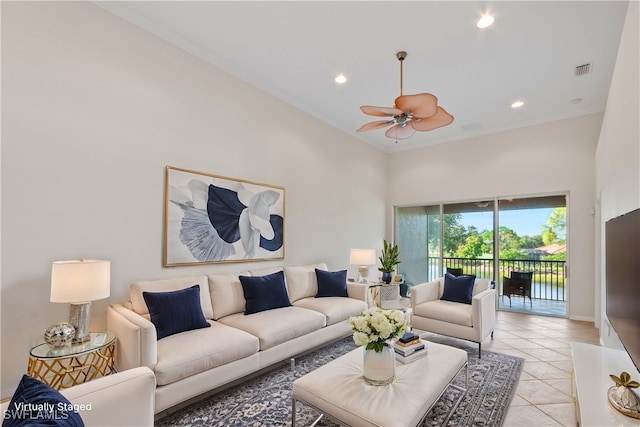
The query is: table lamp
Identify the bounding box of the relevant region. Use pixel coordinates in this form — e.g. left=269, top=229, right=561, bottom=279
left=349, top=249, right=376, bottom=283
left=50, top=259, right=110, bottom=344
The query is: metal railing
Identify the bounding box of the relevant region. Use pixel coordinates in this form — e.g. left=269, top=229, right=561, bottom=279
left=427, top=257, right=566, bottom=301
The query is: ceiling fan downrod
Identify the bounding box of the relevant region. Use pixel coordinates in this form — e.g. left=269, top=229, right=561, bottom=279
left=397, top=51, right=407, bottom=97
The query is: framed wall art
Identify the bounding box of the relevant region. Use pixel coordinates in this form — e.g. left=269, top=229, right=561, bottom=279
left=164, top=166, right=285, bottom=267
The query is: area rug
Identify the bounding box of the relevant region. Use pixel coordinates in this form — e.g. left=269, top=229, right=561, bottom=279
left=155, top=337, right=524, bottom=427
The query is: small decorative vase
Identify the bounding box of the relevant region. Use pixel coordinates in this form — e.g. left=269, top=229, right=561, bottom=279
left=381, top=272, right=392, bottom=284
left=363, top=345, right=395, bottom=385
left=44, top=322, right=75, bottom=348
left=400, top=282, right=408, bottom=297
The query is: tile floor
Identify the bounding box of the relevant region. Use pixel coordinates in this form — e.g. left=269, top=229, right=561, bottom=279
left=423, top=310, right=600, bottom=427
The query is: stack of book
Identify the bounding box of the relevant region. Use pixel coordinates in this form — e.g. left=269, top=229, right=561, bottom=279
left=393, top=332, right=428, bottom=364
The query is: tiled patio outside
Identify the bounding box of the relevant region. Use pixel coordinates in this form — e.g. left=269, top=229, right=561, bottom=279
left=498, top=295, right=567, bottom=317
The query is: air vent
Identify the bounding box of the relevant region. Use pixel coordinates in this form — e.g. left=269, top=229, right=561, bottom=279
left=575, top=63, right=592, bottom=76
left=461, top=122, right=483, bottom=131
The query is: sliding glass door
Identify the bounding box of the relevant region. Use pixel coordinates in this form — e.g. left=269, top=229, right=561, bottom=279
left=497, top=196, right=567, bottom=316
left=396, top=194, right=567, bottom=317
left=396, top=205, right=440, bottom=286
left=442, top=201, right=495, bottom=280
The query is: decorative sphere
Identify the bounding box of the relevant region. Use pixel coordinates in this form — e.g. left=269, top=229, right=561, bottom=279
left=44, top=323, right=75, bottom=348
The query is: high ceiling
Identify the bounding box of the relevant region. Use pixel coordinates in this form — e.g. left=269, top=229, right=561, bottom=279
left=97, top=1, right=629, bottom=153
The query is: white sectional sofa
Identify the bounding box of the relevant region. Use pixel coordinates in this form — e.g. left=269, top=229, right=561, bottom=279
left=107, top=263, right=368, bottom=413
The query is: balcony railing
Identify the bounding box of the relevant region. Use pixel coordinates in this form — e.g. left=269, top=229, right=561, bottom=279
left=426, top=257, right=567, bottom=301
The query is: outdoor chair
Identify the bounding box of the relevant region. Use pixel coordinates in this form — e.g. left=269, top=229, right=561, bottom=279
left=502, top=271, right=533, bottom=307
left=446, top=267, right=464, bottom=277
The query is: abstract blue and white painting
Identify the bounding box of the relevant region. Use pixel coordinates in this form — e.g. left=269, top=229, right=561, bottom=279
left=164, top=166, right=285, bottom=266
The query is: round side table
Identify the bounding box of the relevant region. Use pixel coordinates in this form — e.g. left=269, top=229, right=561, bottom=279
left=28, top=331, right=116, bottom=390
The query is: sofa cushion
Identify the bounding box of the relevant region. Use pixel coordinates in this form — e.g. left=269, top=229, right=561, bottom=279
left=414, top=300, right=473, bottom=327
left=248, top=266, right=283, bottom=277
left=284, top=263, right=328, bottom=302
left=130, top=275, right=213, bottom=319
left=315, top=269, right=348, bottom=297
left=4, top=374, right=84, bottom=427
left=239, top=271, right=291, bottom=315
left=441, top=273, right=476, bottom=304
left=294, top=297, right=367, bottom=326
left=218, top=306, right=326, bottom=350
left=208, top=272, right=249, bottom=320
left=154, top=322, right=259, bottom=386
left=143, top=285, right=211, bottom=340
left=435, top=277, right=490, bottom=297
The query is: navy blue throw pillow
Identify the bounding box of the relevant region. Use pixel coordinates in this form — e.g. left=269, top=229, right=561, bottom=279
left=239, top=271, right=291, bottom=315
left=315, top=269, right=348, bottom=297
left=3, top=374, right=84, bottom=427
left=440, top=273, right=476, bottom=304
left=143, top=285, right=211, bottom=340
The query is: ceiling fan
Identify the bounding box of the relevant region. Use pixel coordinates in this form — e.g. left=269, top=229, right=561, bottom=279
left=357, top=51, right=454, bottom=141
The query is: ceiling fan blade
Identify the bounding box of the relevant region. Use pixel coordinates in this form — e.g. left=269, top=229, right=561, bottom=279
left=356, top=120, right=394, bottom=132
left=360, top=105, right=403, bottom=117
left=385, top=124, right=416, bottom=140
left=395, top=93, right=438, bottom=118
left=410, top=106, right=454, bottom=131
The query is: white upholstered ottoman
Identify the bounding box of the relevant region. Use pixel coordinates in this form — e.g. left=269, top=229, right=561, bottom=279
left=292, top=342, right=467, bottom=427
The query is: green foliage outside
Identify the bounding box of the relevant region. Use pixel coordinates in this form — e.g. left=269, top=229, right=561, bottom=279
left=429, top=207, right=566, bottom=261
left=542, top=207, right=566, bottom=245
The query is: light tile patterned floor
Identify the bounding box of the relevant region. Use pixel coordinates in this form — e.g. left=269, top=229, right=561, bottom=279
left=423, top=310, right=599, bottom=427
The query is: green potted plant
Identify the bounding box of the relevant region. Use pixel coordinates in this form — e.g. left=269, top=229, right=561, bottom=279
left=378, top=239, right=400, bottom=284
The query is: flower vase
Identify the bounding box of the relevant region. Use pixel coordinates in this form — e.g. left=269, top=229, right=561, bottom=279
left=363, top=345, right=395, bottom=385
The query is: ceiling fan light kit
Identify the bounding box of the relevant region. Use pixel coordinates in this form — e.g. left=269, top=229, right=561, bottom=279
left=357, top=51, right=454, bottom=142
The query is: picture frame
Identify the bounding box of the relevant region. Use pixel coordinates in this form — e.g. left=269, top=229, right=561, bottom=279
left=164, top=166, right=285, bottom=267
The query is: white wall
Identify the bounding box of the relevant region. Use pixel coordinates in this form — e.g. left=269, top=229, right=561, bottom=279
left=595, top=1, right=640, bottom=348
left=388, top=113, right=602, bottom=321
left=0, top=2, right=387, bottom=398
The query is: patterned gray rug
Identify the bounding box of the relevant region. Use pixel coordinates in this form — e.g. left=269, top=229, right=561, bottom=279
left=155, top=337, right=523, bottom=427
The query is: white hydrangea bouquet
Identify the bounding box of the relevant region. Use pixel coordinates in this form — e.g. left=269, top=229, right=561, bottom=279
left=348, top=308, right=409, bottom=353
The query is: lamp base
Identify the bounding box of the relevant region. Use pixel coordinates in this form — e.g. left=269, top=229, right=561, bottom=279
left=358, top=266, right=369, bottom=283
left=69, top=302, right=92, bottom=344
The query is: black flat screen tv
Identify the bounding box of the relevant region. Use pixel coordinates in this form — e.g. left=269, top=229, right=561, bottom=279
left=605, top=207, right=640, bottom=374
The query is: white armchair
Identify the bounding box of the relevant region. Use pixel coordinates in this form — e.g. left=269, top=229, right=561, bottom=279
left=410, top=277, right=496, bottom=357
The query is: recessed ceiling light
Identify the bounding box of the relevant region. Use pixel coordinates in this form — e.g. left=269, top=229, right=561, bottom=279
left=477, top=13, right=494, bottom=29
left=571, top=98, right=584, bottom=104
left=511, top=100, right=524, bottom=109
left=335, top=74, right=347, bottom=84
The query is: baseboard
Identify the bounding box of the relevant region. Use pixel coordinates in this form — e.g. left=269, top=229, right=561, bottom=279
left=568, top=314, right=595, bottom=322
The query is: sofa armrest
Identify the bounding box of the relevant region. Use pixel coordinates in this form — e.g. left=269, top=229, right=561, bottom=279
left=346, top=281, right=369, bottom=303
left=471, top=289, right=496, bottom=337
left=107, top=304, right=157, bottom=371
left=1, top=368, right=155, bottom=427
left=62, top=367, right=155, bottom=427
left=410, top=280, right=441, bottom=309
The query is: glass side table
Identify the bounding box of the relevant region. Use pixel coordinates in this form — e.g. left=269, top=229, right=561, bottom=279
left=28, top=331, right=116, bottom=390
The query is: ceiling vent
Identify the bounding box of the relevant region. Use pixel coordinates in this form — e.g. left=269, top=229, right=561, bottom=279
left=461, top=122, right=483, bottom=131
left=575, top=62, right=592, bottom=76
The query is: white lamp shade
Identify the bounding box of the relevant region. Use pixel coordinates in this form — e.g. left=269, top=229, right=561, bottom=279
left=50, top=259, right=111, bottom=303
left=349, top=249, right=376, bottom=266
